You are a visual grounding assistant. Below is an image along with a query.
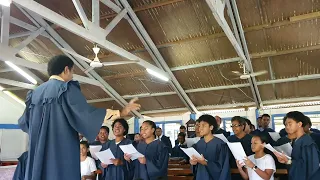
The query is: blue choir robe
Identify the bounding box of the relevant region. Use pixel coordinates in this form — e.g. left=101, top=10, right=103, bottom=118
left=13, top=151, right=28, bottom=180
left=193, top=137, right=231, bottom=180
left=310, top=133, right=320, bottom=149
left=289, top=134, right=320, bottom=180
left=172, top=143, right=188, bottom=160
left=100, top=139, right=133, bottom=180
left=133, top=140, right=169, bottom=180
left=227, top=134, right=253, bottom=168
left=18, top=79, right=106, bottom=180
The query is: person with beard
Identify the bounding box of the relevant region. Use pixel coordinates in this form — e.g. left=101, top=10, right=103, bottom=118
left=214, top=115, right=230, bottom=137
left=251, top=114, right=275, bottom=145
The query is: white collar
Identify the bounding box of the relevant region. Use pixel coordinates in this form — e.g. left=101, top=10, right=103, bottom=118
left=49, top=75, right=65, bottom=82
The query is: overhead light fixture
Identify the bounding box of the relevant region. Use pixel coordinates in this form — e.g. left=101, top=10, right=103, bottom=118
left=0, top=0, right=12, bottom=7
left=146, top=68, right=169, bottom=82
left=0, top=85, right=25, bottom=106
left=5, top=61, right=38, bottom=84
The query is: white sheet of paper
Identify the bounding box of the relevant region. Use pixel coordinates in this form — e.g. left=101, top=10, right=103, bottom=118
left=274, top=143, right=292, bottom=157
left=180, top=147, right=202, bottom=159
left=89, top=145, right=102, bottom=160
left=119, top=144, right=144, bottom=160
left=214, top=134, right=229, bottom=143
left=185, top=137, right=201, bottom=147
left=227, top=142, right=247, bottom=163
left=264, top=143, right=292, bottom=159
left=268, top=132, right=281, bottom=141
left=95, top=148, right=115, bottom=165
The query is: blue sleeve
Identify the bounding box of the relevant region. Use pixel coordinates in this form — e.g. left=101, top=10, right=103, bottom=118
left=290, top=144, right=320, bottom=179
left=206, top=143, right=231, bottom=180
left=146, top=145, right=169, bottom=176
left=18, top=90, right=33, bottom=133
left=61, top=81, right=106, bottom=142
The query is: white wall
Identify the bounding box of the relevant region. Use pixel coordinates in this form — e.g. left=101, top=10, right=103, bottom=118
left=0, top=91, right=27, bottom=161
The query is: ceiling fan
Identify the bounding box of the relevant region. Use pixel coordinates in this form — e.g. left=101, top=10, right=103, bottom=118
left=60, top=45, right=139, bottom=73
left=232, top=62, right=267, bottom=80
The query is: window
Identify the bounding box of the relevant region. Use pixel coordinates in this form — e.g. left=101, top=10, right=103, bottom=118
left=156, top=121, right=182, bottom=147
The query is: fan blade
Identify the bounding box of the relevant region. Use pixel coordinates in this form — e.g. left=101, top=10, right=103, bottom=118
left=250, top=70, right=268, bottom=77
left=60, top=48, right=92, bottom=64
left=101, top=60, right=139, bottom=66
left=84, top=66, right=95, bottom=73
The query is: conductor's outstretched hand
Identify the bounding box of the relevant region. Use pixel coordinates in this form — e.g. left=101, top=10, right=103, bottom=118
left=120, top=98, right=141, bottom=117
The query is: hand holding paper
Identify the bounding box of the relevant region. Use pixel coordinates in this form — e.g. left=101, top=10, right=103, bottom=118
left=264, top=143, right=292, bottom=159
left=119, top=144, right=144, bottom=160
left=95, top=149, right=115, bottom=165
left=180, top=147, right=202, bottom=159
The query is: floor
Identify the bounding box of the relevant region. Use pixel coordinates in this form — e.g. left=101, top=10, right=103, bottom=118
left=0, top=165, right=16, bottom=180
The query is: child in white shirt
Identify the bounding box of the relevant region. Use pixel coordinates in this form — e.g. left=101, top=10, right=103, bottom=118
left=80, top=141, right=97, bottom=180
left=237, top=134, right=276, bottom=180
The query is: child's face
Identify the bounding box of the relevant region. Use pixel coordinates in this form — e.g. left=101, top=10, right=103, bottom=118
left=199, top=121, right=213, bottom=136
left=134, top=134, right=141, bottom=141
left=140, top=123, right=155, bottom=139
left=98, top=128, right=108, bottom=141
left=251, top=136, right=264, bottom=152
left=285, top=118, right=302, bottom=134
left=113, top=122, right=125, bottom=136
left=80, top=144, right=88, bottom=156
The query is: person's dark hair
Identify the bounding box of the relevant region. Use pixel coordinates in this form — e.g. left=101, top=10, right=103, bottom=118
left=178, top=132, right=186, bottom=138
left=47, top=55, right=74, bottom=76
left=304, top=116, right=312, bottom=127
left=250, top=124, right=255, bottom=130
left=156, top=127, right=162, bottom=130
left=244, top=118, right=252, bottom=126
left=198, top=114, right=218, bottom=134
left=231, top=116, right=246, bottom=131
left=282, top=116, right=287, bottom=125
left=143, top=120, right=156, bottom=136
left=284, top=111, right=306, bottom=127
left=80, top=141, right=91, bottom=157
left=261, top=114, right=270, bottom=118
left=100, top=126, right=110, bottom=134
left=257, top=117, right=262, bottom=120
left=195, top=119, right=200, bottom=123
left=180, top=125, right=186, bottom=130
left=111, top=118, right=129, bottom=136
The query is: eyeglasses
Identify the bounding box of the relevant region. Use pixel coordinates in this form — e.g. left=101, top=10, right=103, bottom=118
left=230, top=124, right=242, bottom=128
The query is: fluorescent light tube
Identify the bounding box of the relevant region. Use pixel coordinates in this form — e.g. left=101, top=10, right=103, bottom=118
left=146, top=68, right=169, bottom=82
left=0, top=0, right=12, bottom=7
left=5, top=61, right=37, bottom=84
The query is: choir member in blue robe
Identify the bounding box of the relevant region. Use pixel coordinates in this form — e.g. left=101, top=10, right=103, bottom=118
left=243, top=118, right=253, bottom=134
left=100, top=119, right=133, bottom=180
left=189, top=119, right=201, bottom=138
left=125, top=120, right=169, bottom=180
left=227, top=116, right=253, bottom=180
left=175, top=125, right=187, bottom=145
left=17, top=55, right=141, bottom=180
left=251, top=114, right=276, bottom=145
left=133, top=133, right=142, bottom=148
left=274, top=111, right=320, bottom=180
left=90, top=126, right=110, bottom=146
left=304, top=116, right=320, bottom=148
left=190, top=115, right=231, bottom=180
left=172, top=132, right=188, bottom=160
left=214, top=116, right=231, bottom=137
left=13, top=151, right=28, bottom=180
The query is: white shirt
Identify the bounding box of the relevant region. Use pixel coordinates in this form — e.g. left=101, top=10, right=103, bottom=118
left=247, top=154, right=276, bottom=180
left=80, top=157, right=97, bottom=178
left=157, top=135, right=163, bottom=141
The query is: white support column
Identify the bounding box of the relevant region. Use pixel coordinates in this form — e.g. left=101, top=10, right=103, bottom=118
left=105, top=9, right=127, bottom=36
left=92, top=0, right=100, bottom=26
left=1, top=6, right=10, bottom=45
left=100, top=0, right=122, bottom=13
left=72, top=0, right=90, bottom=29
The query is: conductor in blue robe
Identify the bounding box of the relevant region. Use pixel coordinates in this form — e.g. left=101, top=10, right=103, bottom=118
left=17, top=55, right=140, bottom=180
left=125, top=120, right=169, bottom=180
left=274, top=111, right=320, bottom=180
left=100, top=119, right=133, bottom=180
left=190, top=115, right=231, bottom=180
left=13, top=151, right=28, bottom=180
